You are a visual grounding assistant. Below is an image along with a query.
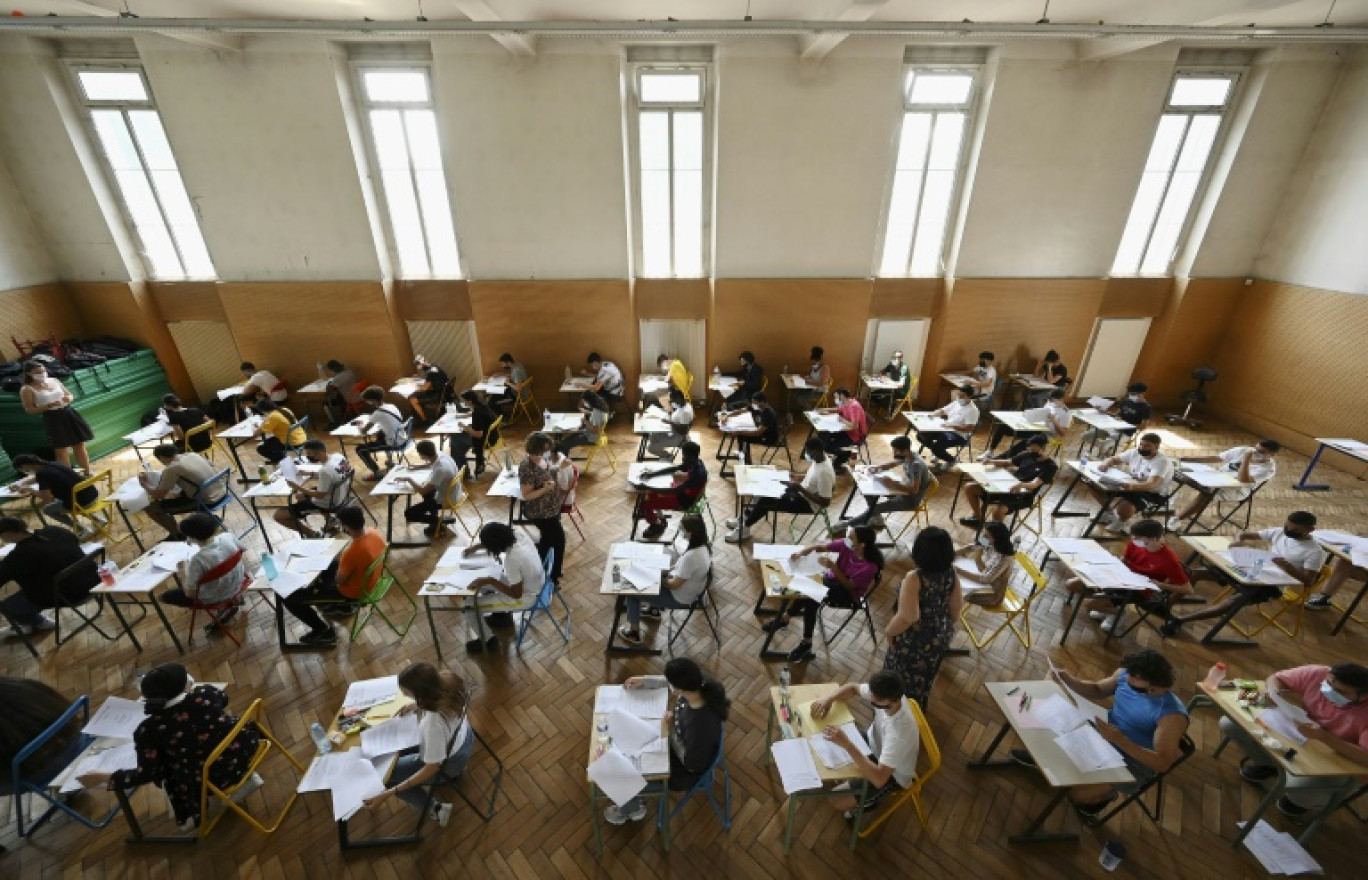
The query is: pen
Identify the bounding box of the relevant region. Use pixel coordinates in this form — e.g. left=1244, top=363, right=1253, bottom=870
left=1007, top=686, right=1021, bottom=696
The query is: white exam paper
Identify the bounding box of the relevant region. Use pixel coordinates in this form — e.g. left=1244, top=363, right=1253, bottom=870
left=606, top=707, right=662, bottom=757
left=82, top=697, right=146, bottom=739
left=343, top=676, right=399, bottom=711
left=588, top=748, right=648, bottom=807
left=1054, top=724, right=1126, bottom=772
left=60, top=744, right=138, bottom=793
left=331, top=759, right=386, bottom=821
left=770, top=738, right=823, bottom=794
left=360, top=714, right=421, bottom=758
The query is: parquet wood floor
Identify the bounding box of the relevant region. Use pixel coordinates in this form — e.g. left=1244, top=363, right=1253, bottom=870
left=3, top=410, right=1366, bottom=878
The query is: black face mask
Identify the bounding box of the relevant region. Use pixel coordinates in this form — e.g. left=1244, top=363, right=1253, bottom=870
left=1283, top=528, right=1306, bottom=540
left=1138, top=448, right=1157, bottom=458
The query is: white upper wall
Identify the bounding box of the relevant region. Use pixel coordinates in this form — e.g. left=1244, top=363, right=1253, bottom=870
left=713, top=44, right=904, bottom=278
left=1255, top=50, right=1368, bottom=294
left=0, top=149, right=56, bottom=290
left=432, top=41, right=629, bottom=280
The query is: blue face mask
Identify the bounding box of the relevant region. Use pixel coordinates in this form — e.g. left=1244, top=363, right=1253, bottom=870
left=844, top=537, right=855, bottom=549
left=1321, top=680, right=1352, bottom=707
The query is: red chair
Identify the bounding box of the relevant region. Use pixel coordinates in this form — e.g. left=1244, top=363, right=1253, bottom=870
left=343, top=380, right=370, bottom=419
left=560, top=463, right=586, bottom=541
left=184, top=549, right=252, bottom=647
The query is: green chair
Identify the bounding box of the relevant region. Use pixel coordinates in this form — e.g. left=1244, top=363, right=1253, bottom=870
left=321, top=547, right=417, bottom=642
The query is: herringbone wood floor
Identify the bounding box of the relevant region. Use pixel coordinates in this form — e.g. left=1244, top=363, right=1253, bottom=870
left=4, top=409, right=1367, bottom=879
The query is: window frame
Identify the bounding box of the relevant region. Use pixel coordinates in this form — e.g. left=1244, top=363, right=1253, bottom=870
left=626, top=63, right=714, bottom=280
left=1110, top=67, right=1244, bottom=278
left=351, top=61, right=466, bottom=281
left=64, top=61, right=217, bottom=281
left=876, top=64, right=982, bottom=279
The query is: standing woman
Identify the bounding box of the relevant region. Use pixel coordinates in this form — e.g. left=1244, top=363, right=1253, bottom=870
left=518, top=432, right=569, bottom=583
left=884, top=526, right=963, bottom=708
left=361, top=662, right=474, bottom=828
left=20, top=361, right=94, bottom=473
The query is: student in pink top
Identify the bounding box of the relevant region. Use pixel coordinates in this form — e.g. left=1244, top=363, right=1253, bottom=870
left=762, top=526, right=884, bottom=662
left=1222, top=662, right=1368, bottom=821
left=815, top=387, right=869, bottom=469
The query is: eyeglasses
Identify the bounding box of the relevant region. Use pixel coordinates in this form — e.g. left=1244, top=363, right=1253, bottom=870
left=870, top=698, right=898, bottom=711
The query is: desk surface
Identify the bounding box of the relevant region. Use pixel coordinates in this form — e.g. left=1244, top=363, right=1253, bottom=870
left=1072, top=409, right=1134, bottom=432
left=1196, top=682, right=1364, bottom=778
left=633, top=413, right=673, bottom=434
left=218, top=415, right=263, bottom=440
left=736, top=464, right=785, bottom=498
left=1182, top=535, right=1302, bottom=588
left=1315, top=437, right=1368, bottom=463
left=990, top=411, right=1049, bottom=432
left=985, top=680, right=1133, bottom=788
left=599, top=549, right=666, bottom=596
left=860, top=374, right=902, bottom=391
left=956, top=462, right=1021, bottom=493
left=588, top=685, right=671, bottom=781
left=769, top=682, right=864, bottom=784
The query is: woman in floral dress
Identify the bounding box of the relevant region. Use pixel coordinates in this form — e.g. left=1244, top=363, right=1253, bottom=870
left=884, top=526, right=963, bottom=708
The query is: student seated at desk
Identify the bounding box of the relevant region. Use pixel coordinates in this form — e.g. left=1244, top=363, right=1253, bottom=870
left=582, top=352, right=625, bottom=410
left=158, top=513, right=247, bottom=636
left=355, top=385, right=407, bottom=482
left=1063, top=519, right=1192, bottom=632
left=719, top=392, right=780, bottom=465
left=253, top=400, right=305, bottom=465
left=1160, top=512, right=1328, bottom=639
left=1166, top=439, right=1279, bottom=533
left=557, top=391, right=610, bottom=457
left=793, top=346, right=832, bottom=409
left=726, top=437, right=832, bottom=544
left=0, top=678, right=82, bottom=788
left=762, top=526, right=884, bottom=663
left=618, top=516, right=712, bottom=646
left=140, top=444, right=223, bottom=541
left=361, top=662, right=474, bottom=828
left=282, top=506, right=386, bottom=645
left=1308, top=556, right=1367, bottom=612
left=461, top=522, right=545, bottom=654
left=955, top=522, right=1015, bottom=608
left=161, top=395, right=213, bottom=453
left=721, top=351, right=764, bottom=409
left=967, top=351, right=997, bottom=410
left=876, top=350, right=912, bottom=410
left=636, top=441, right=708, bottom=541
left=816, top=387, right=868, bottom=469
left=915, top=384, right=979, bottom=472
left=239, top=362, right=287, bottom=404
left=1093, top=432, right=1174, bottom=534
left=0, top=517, right=97, bottom=639
left=648, top=388, right=694, bottom=460
left=408, top=355, right=450, bottom=424
left=322, top=360, right=360, bottom=427
left=401, top=440, right=461, bottom=539
left=959, top=434, right=1058, bottom=528
left=451, top=389, right=499, bottom=477
left=1010, top=651, right=1188, bottom=821
left=1085, top=381, right=1152, bottom=444
left=834, top=435, right=931, bottom=532
left=80, top=664, right=262, bottom=832
left=275, top=440, right=353, bottom=539
left=603, top=658, right=730, bottom=825
left=493, top=352, right=528, bottom=410
left=809, top=670, right=921, bottom=820
left=9, top=453, right=97, bottom=532
left=1221, top=662, right=1368, bottom=822
left=655, top=353, right=692, bottom=405
left=1031, top=349, right=1069, bottom=396
left=983, top=388, right=1071, bottom=458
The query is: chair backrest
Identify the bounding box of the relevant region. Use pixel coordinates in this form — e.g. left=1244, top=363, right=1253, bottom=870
left=56, top=546, right=104, bottom=603
left=535, top=549, right=557, bottom=608
left=1011, top=552, right=1049, bottom=603
left=357, top=546, right=394, bottom=604
left=392, top=417, right=414, bottom=449
left=71, top=469, right=112, bottom=508
left=918, top=475, right=941, bottom=509
left=287, top=413, right=309, bottom=442
left=484, top=415, right=505, bottom=452
left=14, top=695, right=90, bottom=787
left=184, top=419, right=215, bottom=453
left=517, top=375, right=536, bottom=400
left=197, top=468, right=233, bottom=509
left=906, top=697, right=941, bottom=783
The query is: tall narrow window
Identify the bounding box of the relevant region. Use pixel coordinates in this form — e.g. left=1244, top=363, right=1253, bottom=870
left=1111, top=72, right=1240, bottom=276
left=631, top=67, right=710, bottom=278
left=72, top=66, right=214, bottom=280
left=879, top=68, right=978, bottom=278
left=357, top=67, right=462, bottom=279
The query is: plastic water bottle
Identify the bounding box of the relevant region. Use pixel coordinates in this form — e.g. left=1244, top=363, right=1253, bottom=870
left=779, top=664, right=791, bottom=700
left=1203, top=662, right=1228, bottom=690
left=309, top=722, right=332, bottom=756
left=612, top=564, right=621, bottom=587
left=1248, top=556, right=1265, bottom=580
left=261, top=553, right=278, bottom=581
left=544, top=409, right=552, bottom=431
left=596, top=719, right=610, bottom=753
left=258, top=465, right=270, bottom=483
left=712, top=364, right=720, bottom=378
left=564, top=366, right=572, bottom=382
left=316, top=361, right=325, bottom=381
left=782, top=364, right=789, bottom=377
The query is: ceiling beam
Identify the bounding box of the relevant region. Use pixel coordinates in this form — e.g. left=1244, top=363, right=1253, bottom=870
left=1076, top=0, right=1306, bottom=62
left=60, top=0, right=242, bottom=51
left=799, top=0, right=890, bottom=62
left=452, top=0, right=536, bottom=57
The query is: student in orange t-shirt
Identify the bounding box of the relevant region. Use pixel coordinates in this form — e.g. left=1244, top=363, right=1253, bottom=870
left=281, top=506, right=387, bottom=645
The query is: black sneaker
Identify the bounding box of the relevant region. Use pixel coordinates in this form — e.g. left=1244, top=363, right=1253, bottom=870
left=641, top=607, right=663, bottom=620
left=1239, top=758, right=1277, bottom=784
left=1276, top=796, right=1311, bottom=824
left=423, top=525, right=438, bottom=538
left=1305, top=594, right=1332, bottom=611
left=1073, top=792, right=1118, bottom=824
left=300, top=628, right=337, bottom=645
left=762, top=617, right=789, bottom=634
left=787, top=641, right=815, bottom=662
left=1159, top=619, right=1182, bottom=638
left=1009, top=749, right=1037, bottom=768
left=324, top=603, right=358, bottom=618
left=959, top=517, right=983, bottom=527
left=641, top=523, right=667, bottom=540
left=484, top=612, right=515, bottom=628
left=465, top=637, right=487, bottom=653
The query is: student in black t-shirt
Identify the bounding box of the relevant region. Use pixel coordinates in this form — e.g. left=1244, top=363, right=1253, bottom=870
left=636, top=441, right=709, bottom=540
left=408, top=355, right=450, bottom=424
left=9, top=454, right=98, bottom=531
left=161, top=395, right=213, bottom=453
left=719, top=391, right=780, bottom=465
left=722, top=351, right=765, bottom=409
left=1026, top=350, right=1070, bottom=407
left=0, top=517, right=98, bottom=636
left=451, top=390, right=499, bottom=476
left=959, top=435, right=1059, bottom=527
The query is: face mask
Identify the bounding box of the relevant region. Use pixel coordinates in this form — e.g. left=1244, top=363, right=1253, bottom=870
left=843, top=537, right=855, bottom=549
left=977, top=535, right=991, bottom=548
left=802, top=452, right=813, bottom=462
left=1131, top=539, right=1153, bottom=552
left=1129, top=394, right=1142, bottom=401
left=542, top=452, right=552, bottom=464
left=1283, top=527, right=1305, bottom=540
left=1138, top=448, right=1156, bottom=458
left=1321, top=680, right=1352, bottom=707
left=30, top=372, right=46, bottom=381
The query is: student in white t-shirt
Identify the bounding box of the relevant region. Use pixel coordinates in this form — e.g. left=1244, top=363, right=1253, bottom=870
left=361, top=662, right=474, bottom=829
left=239, top=361, right=287, bottom=403
left=809, top=670, right=921, bottom=821
left=355, top=385, right=407, bottom=481
left=618, top=516, right=712, bottom=646
left=916, top=384, right=980, bottom=472
left=724, top=437, right=834, bottom=543
left=460, top=523, right=545, bottom=654
left=275, top=440, right=353, bottom=538
left=1095, top=432, right=1175, bottom=534
left=967, top=351, right=997, bottom=409
left=648, top=388, right=695, bottom=460
left=1167, top=439, right=1279, bottom=532
left=403, top=440, right=461, bottom=538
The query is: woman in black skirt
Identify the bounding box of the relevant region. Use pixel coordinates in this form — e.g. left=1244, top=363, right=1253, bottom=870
left=19, top=361, right=94, bottom=473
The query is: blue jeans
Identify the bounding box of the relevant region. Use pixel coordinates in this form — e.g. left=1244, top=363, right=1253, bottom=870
left=385, top=727, right=476, bottom=811
left=625, top=590, right=689, bottom=628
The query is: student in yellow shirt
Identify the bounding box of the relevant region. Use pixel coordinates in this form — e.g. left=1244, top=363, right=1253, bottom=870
left=254, top=399, right=306, bottom=464
left=654, top=353, right=692, bottom=406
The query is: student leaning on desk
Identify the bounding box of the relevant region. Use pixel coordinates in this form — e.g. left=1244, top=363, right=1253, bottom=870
left=1093, top=432, right=1174, bottom=534
left=0, top=516, right=98, bottom=639
left=809, top=670, right=920, bottom=821
left=460, top=522, right=544, bottom=654
left=1063, top=519, right=1192, bottom=633
left=1167, top=439, right=1280, bottom=533
left=1223, top=662, right=1368, bottom=822
left=1012, top=651, right=1189, bottom=822
left=603, top=658, right=730, bottom=826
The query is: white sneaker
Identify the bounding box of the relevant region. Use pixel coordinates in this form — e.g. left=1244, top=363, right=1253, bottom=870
left=1106, top=517, right=1132, bottom=535
left=724, top=527, right=751, bottom=544
left=724, top=517, right=739, bottom=529
left=1100, top=615, right=1118, bottom=633
left=1166, top=517, right=1183, bottom=532
left=430, top=801, right=453, bottom=827
left=976, top=451, right=992, bottom=462
left=230, top=772, right=264, bottom=804
left=604, top=801, right=648, bottom=825
left=1088, top=610, right=1110, bottom=621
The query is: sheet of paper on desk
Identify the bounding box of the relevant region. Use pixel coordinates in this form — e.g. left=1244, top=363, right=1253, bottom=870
left=637, top=418, right=671, bottom=434
left=360, top=714, right=420, bottom=758
left=1078, top=564, right=1154, bottom=590
left=610, top=542, right=670, bottom=561
left=331, top=758, right=385, bottom=822
left=804, top=698, right=853, bottom=727
left=1022, top=407, right=1050, bottom=425
left=595, top=685, right=670, bottom=719
left=811, top=415, right=844, bottom=432
left=1258, top=707, right=1307, bottom=745
left=344, top=675, right=399, bottom=711
left=771, top=738, right=823, bottom=794
left=427, top=563, right=500, bottom=588
left=1087, top=397, right=1113, bottom=410
left=588, top=748, right=648, bottom=806
left=1314, top=530, right=1367, bottom=551
left=437, top=545, right=475, bottom=567
left=636, top=738, right=670, bottom=775
left=266, top=569, right=312, bottom=598
left=722, top=413, right=756, bottom=432
left=60, top=743, right=138, bottom=793
left=1189, top=471, right=1243, bottom=488
left=1050, top=539, right=1119, bottom=565
left=644, top=404, right=668, bottom=419
left=288, top=539, right=336, bottom=558
left=632, top=473, right=675, bottom=489
left=287, top=554, right=333, bottom=574
left=748, top=479, right=790, bottom=499
left=784, top=575, right=829, bottom=602
left=1268, top=691, right=1311, bottom=725
left=112, top=568, right=164, bottom=594
left=623, top=562, right=666, bottom=591
left=1239, top=819, right=1324, bottom=875
left=82, top=696, right=145, bottom=739
left=752, top=543, right=805, bottom=562
left=1055, top=724, right=1126, bottom=772
left=1326, top=438, right=1368, bottom=454
left=783, top=555, right=826, bottom=578
left=808, top=722, right=869, bottom=769
left=1028, top=694, right=1087, bottom=734
left=607, top=707, right=663, bottom=757
left=150, top=541, right=195, bottom=571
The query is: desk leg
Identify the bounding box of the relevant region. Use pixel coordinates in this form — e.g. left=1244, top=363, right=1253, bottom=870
left=1331, top=581, right=1368, bottom=636
left=149, top=591, right=185, bottom=655
left=1232, top=772, right=1286, bottom=848
left=1050, top=474, right=1090, bottom=519
left=967, top=722, right=1013, bottom=768
left=1297, top=780, right=1357, bottom=845
left=1293, top=443, right=1329, bottom=492
left=636, top=435, right=648, bottom=462
left=426, top=596, right=443, bottom=660
left=759, top=599, right=794, bottom=660
left=848, top=779, right=868, bottom=850
left=1059, top=595, right=1086, bottom=646
left=228, top=439, right=252, bottom=486
left=947, top=471, right=967, bottom=521
left=1008, top=790, right=1077, bottom=844
left=250, top=497, right=273, bottom=554
left=106, top=595, right=142, bottom=652
left=1198, top=598, right=1260, bottom=649
left=116, top=502, right=146, bottom=554
left=764, top=702, right=776, bottom=760
left=591, top=783, right=603, bottom=855
left=783, top=794, right=799, bottom=854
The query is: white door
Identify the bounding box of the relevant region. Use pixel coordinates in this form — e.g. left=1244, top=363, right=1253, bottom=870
left=1075, top=318, right=1152, bottom=399
left=862, top=319, right=930, bottom=382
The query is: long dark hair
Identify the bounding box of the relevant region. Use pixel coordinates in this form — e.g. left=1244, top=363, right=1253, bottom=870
left=398, top=663, right=469, bottom=719
left=680, top=515, right=709, bottom=551
left=912, top=526, right=955, bottom=574
left=0, top=678, right=79, bottom=775
left=983, top=521, right=1015, bottom=556
left=851, top=525, right=885, bottom=571
left=664, top=658, right=730, bottom=722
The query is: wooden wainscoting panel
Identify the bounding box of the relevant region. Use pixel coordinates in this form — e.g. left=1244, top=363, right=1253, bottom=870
left=406, top=320, right=481, bottom=392
left=150, top=281, right=227, bottom=322
left=396, top=280, right=474, bottom=321
left=635, top=278, right=712, bottom=320
left=166, top=321, right=243, bottom=405
left=0, top=284, right=82, bottom=359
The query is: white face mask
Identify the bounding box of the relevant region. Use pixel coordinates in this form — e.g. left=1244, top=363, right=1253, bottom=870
left=542, top=452, right=552, bottom=464
left=1320, top=680, right=1352, bottom=707
left=844, top=536, right=855, bottom=549
left=1131, top=538, right=1154, bottom=552
left=977, top=535, right=991, bottom=548
left=802, top=452, right=814, bottom=462
left=1129, top=394, right=1142, bottom=401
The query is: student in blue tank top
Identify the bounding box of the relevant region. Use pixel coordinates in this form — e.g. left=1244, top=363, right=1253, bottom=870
left=1012, top=650, right=1188, bottom=821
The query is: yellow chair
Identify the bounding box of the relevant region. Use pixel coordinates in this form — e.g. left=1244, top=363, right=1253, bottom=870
left=1006, top=481, right=1054, bottom=541
left=441, top=465, right=484, bottom=538
left=198, top=699, right=306, bottom=837
left=887, top=377, right=920, bottom=421
left=183, top=420, right=217, bottom=463
left=1044, top=435, right=1064, bottom=461
left=1226, top=565, right=1329, bottom=640
left=511, top=376, right=541, bottom=427
left=482, top=414, right=506, bottom=462
left=812, top=387, right=832, bottom=409
left=959, top=552, right=1050, bottom=650
left=582, top=420, right=618, bottom=476
left=70, top=470, right=125, bottom=545
left=858, top=697, right=941, bottom=837
left=889, top=476, right=940, bottom=543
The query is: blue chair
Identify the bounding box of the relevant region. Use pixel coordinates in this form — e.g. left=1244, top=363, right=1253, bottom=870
left=285, top=414, right=311, bottom=459
left=8, top=695, right=122, bottom=838
left=657, top=727, right=731, bottom=834
left=196, top=468, right=258, bottom=542
left=514, top=549, right=571, bottom=651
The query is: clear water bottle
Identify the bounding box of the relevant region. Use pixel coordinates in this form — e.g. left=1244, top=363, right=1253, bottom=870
left=316, top=361, right=325, bottom=381
left=712, top=364, right=720, bottom=377
left=258, top=465, right=271, bottom=483
left=544, top=409, right=552, bottom=430
left=782, top=364, right=789, bottom=376
left=612, top=564, right=621, bottom=586
left=261, top=553, right=278, bottom=580
left=779, top=664, right=791, bottom=699
left=309, top=722, right=332, bottom=756
left=1248, top=556, right=1265, bottom=580
left=1203, top=662, right=1228, bottom=690
left=564, top=365, right=572, bottom=382
left=596, top=719, right=610, bottom=752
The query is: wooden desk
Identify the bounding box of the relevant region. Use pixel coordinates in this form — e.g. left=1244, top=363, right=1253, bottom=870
left=946, top=462, right=1020, bottom=522
left=762, top=682, right=869, bottom=852
left=588, top=684, right=672, bottom=853
left=734, top=463, right=788, bottom=537
left=601, top=548, right=665, bottom=656
left=368, top=464, right=433, bottom=550
left=1170, top=463, right=1255, bottom=536
left=1293, top=437, right=1368, bottom=491
left=314, top=682, right=405, bottom=850
left=1181, top=535, right=1302, bottom=648
left=632, top=412, right=673, bottom=462
left=1041, top=536, right=1156, bottom=644
left=216, top=415, right=264, bottom=485
left=417, top=555, right=479, bottom=661
left=1071, top=408, right=1134, bottom=458
left=254, top=537, right=347, bottom=651
left=91, top=545, right=188, bottom=655
left=1188, top=681, right=1364, bottom=848
left=485, top=467, right=525, bottom=527
left=716, top=411, right=758, bottom=478
left=122, top=420, right=174, bottom=467
left=968, top=679, right=1133, bottom=844
left=1048, top=459, right=1136, bottom=537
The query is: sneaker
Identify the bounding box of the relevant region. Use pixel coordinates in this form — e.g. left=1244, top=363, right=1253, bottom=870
left=4, top=614, right=59, bottom=638
left=787, top=640, right=815, bottom=662
left=465, top=637, right=486, bottom=653
left=828, top=521, right=851, bottom=538
left=483, top=635, right=499, bottom=652
left=1088, top=610, right=1110, bottom=621
left=1305, top=593, right=1332, bottom=611
left=867, top=514, right=885, bottom=528
left=604, top=800, right=649, bottom=825
left=230, top=773, right=264, bottom=805
left=1099, top=615, right=1118, bottom=633
left=641, top=523, right=667, bottom=540
left=1105, top=517, right=1132, bottom=535
left=724, top=517, right=739, bottom=530
left=1073, top=792, right=1118, bottom=824
left=959, top=516, right=983, bottom=527
left=430, top=801, right=453, bottom=828
left=1276, top=795, right=1311, bottom=824
left=618, top=627, right=642, bottom=645
left=300, top=627, right=337, bottom=645
left=485, top=612, right=516, bottom=628
left=1159, top=619, right=1182, bottom=638
left=762, top=617, right=789, bottom=634
left=641, top=606, right=662, bottom=620
left=1239, top=758, right=1278, bottom=784
left=1009, top=749, right=1037, bottom=768
left=324, top=603, right=358, bottom=618
left=423, top=525, right=438, bottom=538
left=724, top=527, right=751, bottom=544
left=1166, top=516, right=1184, bottom=532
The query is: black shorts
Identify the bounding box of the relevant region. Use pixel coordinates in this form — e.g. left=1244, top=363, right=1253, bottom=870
left=986, top=492, right=1035, bottom=512
left=1241, top=583, right=1286, bottom=604
left=1116, top=491, right=1166, bottom=509
left=287, top=498, right=326, bottom=519
left=155, top=497, right=200, bottom=515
